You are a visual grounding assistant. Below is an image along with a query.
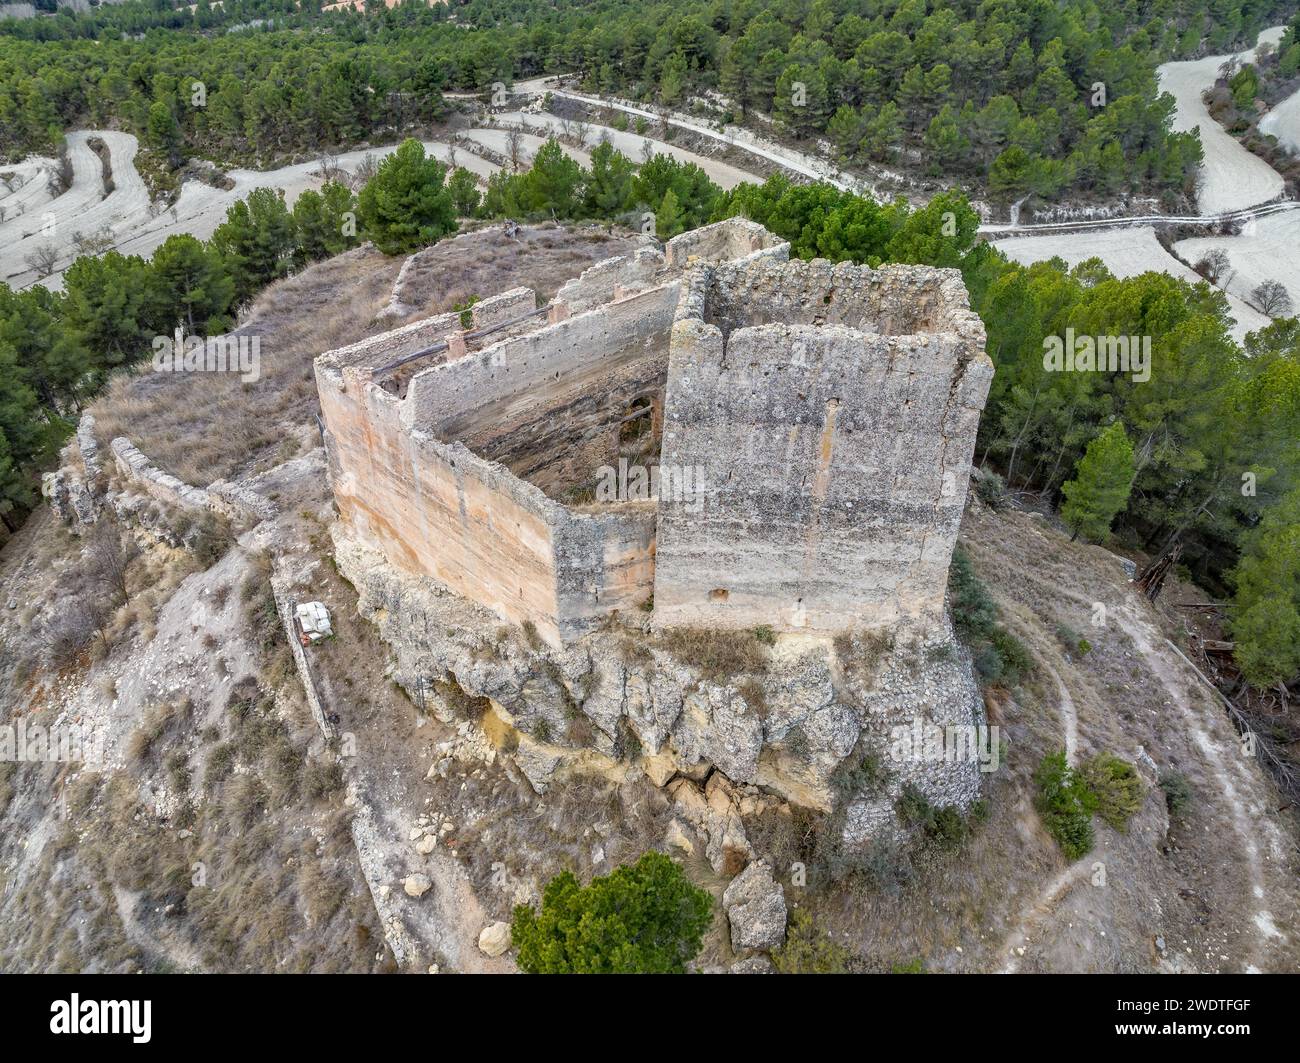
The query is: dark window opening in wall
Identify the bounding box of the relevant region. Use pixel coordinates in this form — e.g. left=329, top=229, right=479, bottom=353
left=709, top=588, right=729, bottom=601
left=619, top=396, right=653, bottom=444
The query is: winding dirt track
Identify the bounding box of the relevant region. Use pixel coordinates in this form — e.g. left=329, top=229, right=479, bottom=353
left=494, top=110, right=758, bottom=190
left=0, top=134, right=501, bottom=292
left=1157, top=27, right=1288, bottom=215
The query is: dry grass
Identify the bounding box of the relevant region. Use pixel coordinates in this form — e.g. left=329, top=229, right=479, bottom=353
left=90, top=246, right=404, bottom=485
left=397, top=222, right=644, bottom=316
left=655, top=625, right=771, bottom=681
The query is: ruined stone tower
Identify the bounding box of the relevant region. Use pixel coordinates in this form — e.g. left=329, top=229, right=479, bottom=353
left=654, top=256, right=992, bottom=636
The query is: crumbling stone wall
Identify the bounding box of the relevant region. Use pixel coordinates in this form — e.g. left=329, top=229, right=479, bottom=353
left=411, top=285, right=679, bottom=495
left=653, top=259, right=993, bottom=635
left=663, top=217, right=789, bottom=269
left=316, top=219, right=990, bottom=648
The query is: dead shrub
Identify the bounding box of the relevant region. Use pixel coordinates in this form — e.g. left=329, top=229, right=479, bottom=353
left=656, top=626, right=770, bottom=680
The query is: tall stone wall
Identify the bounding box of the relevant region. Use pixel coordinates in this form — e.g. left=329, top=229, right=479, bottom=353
left=406, top=284, right=679, bottom=437
left=652, top=259, right=993, bottom=635
left=317, top=292, right=665, bottom=646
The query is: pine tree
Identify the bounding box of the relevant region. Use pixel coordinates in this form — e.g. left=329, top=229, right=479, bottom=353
left=655, top=188, right=684, bottom=238
left=446, top=167, right=481, bottom=218
left=1231, top=488, right=1300, bottom=688
left=146, top=234, right=236, bottom=335
left=1061, top=422, right=1135, bottom=542
left=519, top=138, right=583, bottom=218
left=146, top=101, right=184, bottom=168
left=356, top=139, right=457, bottom=255
left=512, top=852, right=713, bottom=973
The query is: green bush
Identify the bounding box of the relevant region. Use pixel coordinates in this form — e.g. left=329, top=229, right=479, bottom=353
left=974, top=469, right=1006, bottom=509
left=990, top=627, right=1034, bottom=686
left=948, top=546, right=998, bottom=639
left=1079, top=753, right=1144, bottom=831
left=772, top=909, right=851, bottom=973
left=1054, top=623, right=1091, bottom=657
left=948, top=546, right=1036, bottom=689
left=895, top=783, right=981, bottom=849
left=1033, top=750, right=1095, bottom=859
left=512, top=852, right=713, bottom=973
left=1159, top=771, right=1193, bottom=816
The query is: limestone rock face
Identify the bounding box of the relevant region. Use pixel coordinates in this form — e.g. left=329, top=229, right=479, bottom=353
left=723, top=860, right=788, bottom=952
left=513, top=740, right=563, bottom=795
left=478, top=921, right=512, bottom=957
left=672, top=684, right=764, bottom=782
left=332, top=529, right=987, bottom=843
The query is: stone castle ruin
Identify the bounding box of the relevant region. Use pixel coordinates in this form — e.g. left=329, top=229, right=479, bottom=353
left=315, top=218, right=995, bottom=842
left=317, top=218, right=992, bottom=646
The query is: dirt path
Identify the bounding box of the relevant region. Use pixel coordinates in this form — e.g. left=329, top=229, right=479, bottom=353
left=1116, top=604, right=1292, bottom=971
left=1157, top=26, right=1288, bottom=215
left=496, top=110, right=758, bottom=190
left=521, top=87, right=872, bottom=194
left=1044, top=663, right=1079, bottom=766
left=999, top=857, right=1094, bottom=972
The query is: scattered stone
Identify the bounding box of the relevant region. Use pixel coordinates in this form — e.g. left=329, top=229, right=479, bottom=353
left=416, top=835, right=437, bottom=855
left=478, top=921, right=512, bottom=957
left=403, top=874, right=432, bottom=899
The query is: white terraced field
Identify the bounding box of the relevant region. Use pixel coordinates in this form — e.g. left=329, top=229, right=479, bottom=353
left=1259, top=85, right=1300, bottom=154
left=1, top=134, right=500, bottom=292
left=1157, top=26, right=1288, bottom=215
left=0, top=131, right=144, bottom=288
left=492, top=110, right=760, bottom=189
left=1175, top=210, right=1300, bottom=326
left=993, top=226, right=1271, bottom=341
left=0, top=157, right=57, bottom=225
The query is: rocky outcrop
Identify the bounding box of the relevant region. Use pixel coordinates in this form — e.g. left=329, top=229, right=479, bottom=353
left=332, top=526, right=987, bottom=846
left=723, top=860, right=787, bottom=952
left=42, top=413, right=104, bottom=531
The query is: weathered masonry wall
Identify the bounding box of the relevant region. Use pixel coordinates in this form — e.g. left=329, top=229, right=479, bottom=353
left=653, top=259, right=993, bottom=635
left=317, top=289, right=664, bottom=646
left=411, top=285, right=679, bottom=495
left=316, top=219, right=988, bottom=648
left=664, top=216, right=788, bottom=269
